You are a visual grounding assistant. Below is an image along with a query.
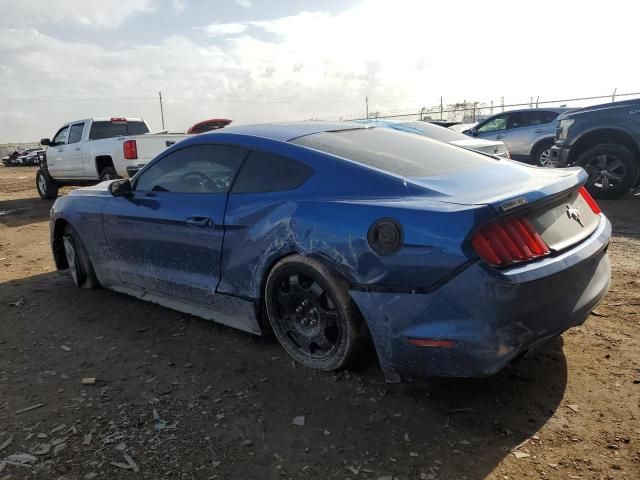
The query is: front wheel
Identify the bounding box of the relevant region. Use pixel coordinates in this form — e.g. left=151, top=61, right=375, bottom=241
left=36, top=168, right=59, bottom=199
left=577, top=144, right=640, bottom=199
left=264, top=255, right=366, bottom=371
left=532, top=140, right=557, bottom=167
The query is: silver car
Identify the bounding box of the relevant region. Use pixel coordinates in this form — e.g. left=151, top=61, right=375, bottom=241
left=354, top=119, right=509, bottom=157
left=465, top=108, right=570, bottom=166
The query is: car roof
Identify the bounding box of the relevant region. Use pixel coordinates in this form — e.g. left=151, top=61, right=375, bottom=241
left=205, top=121, right=362, bottom=142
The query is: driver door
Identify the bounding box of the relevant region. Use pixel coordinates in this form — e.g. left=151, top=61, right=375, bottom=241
left=101, top=144, right=249, bottom=304
left=474, top=113, right=510, bottom=142
left=46, top=125, right=74, bottom=177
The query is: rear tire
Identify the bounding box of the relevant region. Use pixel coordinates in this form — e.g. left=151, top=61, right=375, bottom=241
left=532, top=140, right=557, bottom=167
left=264, top=255, right=367, bottom=371
left=62, top=224, right=100, bottom=289
left=99, top=167, right=119, bottom=181
left=576, top=144, right=639, bottom=199
left=36, top=168, right=59, bottom=199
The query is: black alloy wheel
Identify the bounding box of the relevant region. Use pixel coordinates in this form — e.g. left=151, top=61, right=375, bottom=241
left=265, top=255, right=365, bottom=371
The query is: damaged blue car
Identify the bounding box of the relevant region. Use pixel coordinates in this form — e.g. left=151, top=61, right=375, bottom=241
left=49, top=122, right=611, bottom=381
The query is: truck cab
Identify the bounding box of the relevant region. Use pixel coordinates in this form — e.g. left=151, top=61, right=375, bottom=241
left=42, top=118, right=150, bottom=180
left=37, top=117, right=191, bottom=199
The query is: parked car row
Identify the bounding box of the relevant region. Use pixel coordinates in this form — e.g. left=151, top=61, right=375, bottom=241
left=2, top=148, right=45, bottom=167
left=455, top=99, right=640, bottom=199
left=34, top=99, right=640, bottom=202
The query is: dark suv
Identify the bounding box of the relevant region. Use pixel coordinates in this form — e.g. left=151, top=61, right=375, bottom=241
left=550, top=99, right=640, bottom=199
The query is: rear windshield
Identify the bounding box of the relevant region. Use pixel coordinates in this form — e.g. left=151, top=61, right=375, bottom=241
left=290, top=128, right=496, bottom=178
left=88, top=121, right=150, bottom=140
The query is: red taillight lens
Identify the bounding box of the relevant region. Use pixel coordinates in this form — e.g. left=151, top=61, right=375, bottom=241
left=472, top=216, right=550, bottom=267
left=579, top=186, right=601, bottom=214
left=123, top=140, right=138, bottom=160
left=407, top=338, right=457, bottom=348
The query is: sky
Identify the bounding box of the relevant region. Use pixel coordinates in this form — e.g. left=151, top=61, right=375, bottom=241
left=0, top=0, right=639, bottom=142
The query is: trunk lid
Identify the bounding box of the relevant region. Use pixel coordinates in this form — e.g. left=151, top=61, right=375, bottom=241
left=407, top=162, right=600, bottom=253
left=406, top=161, right=587, bottom=211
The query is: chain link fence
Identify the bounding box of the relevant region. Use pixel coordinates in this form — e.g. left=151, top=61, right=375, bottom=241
left=339, top=90, right=640, bottom=125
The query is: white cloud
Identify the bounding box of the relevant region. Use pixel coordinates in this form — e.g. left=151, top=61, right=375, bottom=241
left=172, top=0, right=186, bottom=11
left=234, top=0, right=252, bottom=8
left=1, top=0, right=640, bottom=141
left=203, top=22, right=247, bottom=36
left=0, top=0, right=154, bottom=29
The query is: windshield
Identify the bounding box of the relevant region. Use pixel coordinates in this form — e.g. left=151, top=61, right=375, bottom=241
left=291, top=127, right=497, bottom=178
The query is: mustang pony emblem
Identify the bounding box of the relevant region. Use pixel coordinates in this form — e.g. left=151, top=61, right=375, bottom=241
left=566, top=206, right=584, bottom=227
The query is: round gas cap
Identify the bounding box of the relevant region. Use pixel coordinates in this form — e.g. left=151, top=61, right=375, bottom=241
left=368, top=218, right=403, bottom=256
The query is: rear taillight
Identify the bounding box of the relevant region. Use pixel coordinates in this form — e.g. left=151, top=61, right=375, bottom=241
left=579, top=186, right=601, bottom=214
left=123, top=140, right=138, bottom=160
left=472, top=217, right=550, bottom=267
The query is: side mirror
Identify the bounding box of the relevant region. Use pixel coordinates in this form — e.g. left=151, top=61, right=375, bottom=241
left=109, top=179, right=132, bottom=197
left=467, top=128, right=478, bottom=137
left=40, top=138, right=51, bottom=146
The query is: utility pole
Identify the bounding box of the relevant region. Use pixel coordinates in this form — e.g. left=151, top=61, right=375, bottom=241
left=158, top=91, right=165, bottom=130
left=501, top=96, right=504, bottom=112
left=440, top=96, right=443, bottom=120
left=612, top=88, right=617, bottom=102
left=490, top=100, right=494, bottom=115
left=365, top=96, right=369, bottom=119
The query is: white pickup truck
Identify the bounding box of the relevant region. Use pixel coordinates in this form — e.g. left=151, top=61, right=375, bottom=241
left=36, top=117, right=190, bottom=199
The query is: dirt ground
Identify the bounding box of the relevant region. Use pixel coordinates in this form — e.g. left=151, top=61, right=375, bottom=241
left=0, top=166, right=638, bottom=480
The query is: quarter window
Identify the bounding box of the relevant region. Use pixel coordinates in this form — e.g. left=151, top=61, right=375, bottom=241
left=135, top=145, right=248, bottom=194
left=232, top=151, right=313, bottom=193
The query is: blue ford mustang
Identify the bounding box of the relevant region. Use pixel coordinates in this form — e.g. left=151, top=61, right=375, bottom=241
left=49, top=122, right=611, bottom=381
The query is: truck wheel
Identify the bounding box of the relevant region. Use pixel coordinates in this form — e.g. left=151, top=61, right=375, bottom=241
left=532, top=140, right=557, bottom=167
left=577, top=144, right=640, bottom=199
left=36, top=168, right=59, bottom=199
left=100, top=167, right=119, bottom=181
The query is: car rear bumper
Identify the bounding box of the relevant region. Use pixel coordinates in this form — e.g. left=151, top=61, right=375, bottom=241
left=550, top=144, right=571, bottom=166
left=350, top=215, right=611, bottom=380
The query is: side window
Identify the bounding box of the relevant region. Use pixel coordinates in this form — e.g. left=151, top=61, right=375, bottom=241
left=507, top=112, right=532, bottom=129
left=68, top=123, right=85, bottom=144
left=232, top=151, right=313, bottom=193
left=543, top=111, right=559, bottom=124
left=135, top=145, right=247, bottom=194
left=51, top=126, right=70, bottom=146
left=476, top=115, right=508, bottom=134
left=527, top=111, right=556, bottom=126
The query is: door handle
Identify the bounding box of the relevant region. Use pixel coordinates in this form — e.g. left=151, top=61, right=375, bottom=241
left=56, top=148, right=64, bottom=152
left=186, top=216, right=214, bottom=228
left=495, top=135, right=504, bottom=139
left=534, top=129, right=544, bottom=134
left=74, top=147, right=81, bottom=151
